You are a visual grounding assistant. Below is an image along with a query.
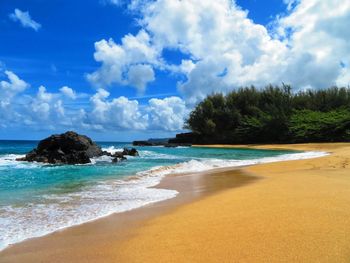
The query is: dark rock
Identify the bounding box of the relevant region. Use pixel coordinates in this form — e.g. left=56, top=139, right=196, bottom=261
left=111, top=151, right=127, bottom=163
left=110, top=150, right=132, bottom=162
left=132, top=138, right=170, bottom=146
left=16, top=131, right=103, bottom=164
left=147, top=138, right=170, bottom=144
left=133, top=140, right=154, bottom=146
left=101, top=151, right=112, bottom=157
left=112, top=156, right=127, bottom=163
left=133, top=134, right=194, bottom=147
left=164, top=144, right=178, bottom=148
left=168, top=132, right=195, bottom=144
left=17, top=131, right=141, bottom=165
left=122, top=148, right=139, bottom=156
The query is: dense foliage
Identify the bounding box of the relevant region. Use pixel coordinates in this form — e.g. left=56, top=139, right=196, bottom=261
left=186, top=86, right=350, bottom=144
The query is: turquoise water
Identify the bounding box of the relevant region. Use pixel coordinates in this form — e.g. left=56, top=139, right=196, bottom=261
left=0, top=140, right=326, bottom=250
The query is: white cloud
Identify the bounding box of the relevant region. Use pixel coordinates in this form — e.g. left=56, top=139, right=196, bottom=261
left=133, top=0, right=290, bottom=103
left=87, top=89, right=187, bottom=131
left=37, top=86, right=52, bottom=102
left=89, top=0, right=350, bottom=104
left=147, top=96, right=188, bottom=131
left=276, top=0, right=350, bottom=88
left=29, top=86, right=62, bottom=121
left=87, top=30, right=158, bottom=93
left=0, top=71, right=29, bottom=100
left=127, top=64, right=155, bottom=93
left=9, top=9, right=41, bottom=31
left=0, top=71, right=29, bottom=126
left=283, top=0, right=299, bottom=11
left=0, top=70, right=188, bottom=132
left=5, top=0, right=350, bottom=134
left=0, top=71, right=82, bottom=129
left=60, top=86, right=77, bottom=100
left=89, top=89, right=148, bottom=130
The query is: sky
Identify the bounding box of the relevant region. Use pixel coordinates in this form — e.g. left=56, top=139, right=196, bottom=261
left=0, top=0, right=349, bottom=141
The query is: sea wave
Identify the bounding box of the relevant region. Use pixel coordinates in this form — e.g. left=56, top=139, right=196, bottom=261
left=0, top=150, right=328, bottom=251
left=102, top=146, right=123, bottom=155
left=137, top=151, right=329, bottom=177
left=0, top=172, right=178, bottom=251
left=139, top=150, right=183, bottom=160
left=0, top=154, right=40, bottom=169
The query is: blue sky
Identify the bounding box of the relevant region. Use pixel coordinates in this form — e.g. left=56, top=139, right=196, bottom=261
left=0, top=0, right=349, bottom=140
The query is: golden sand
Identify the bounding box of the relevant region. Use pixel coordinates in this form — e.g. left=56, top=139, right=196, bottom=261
left=114, top=143, right=350, bottom=262
left=1, top=143, right=350, bottom=262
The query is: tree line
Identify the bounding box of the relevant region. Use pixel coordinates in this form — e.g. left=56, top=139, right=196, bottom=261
left=185, top=85, right=350, bottom=144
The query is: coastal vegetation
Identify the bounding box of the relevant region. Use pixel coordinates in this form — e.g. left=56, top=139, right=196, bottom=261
left=186, top=86, right=350, bottom=144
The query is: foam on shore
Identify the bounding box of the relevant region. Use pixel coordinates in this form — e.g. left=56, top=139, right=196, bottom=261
left=0, top=150, right=328, bottom=251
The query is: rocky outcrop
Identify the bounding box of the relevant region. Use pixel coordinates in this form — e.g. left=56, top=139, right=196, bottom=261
left=133, top=134, right=194, bottom=147
left=168, top=132, right=195, bottom=144
left=102, top=148, right=139, bottom=163
left=133, top=140, right=164, bottom=146
left=16, top=131, right=139, bottom=164
left=122, top=148, right=139, bottom=156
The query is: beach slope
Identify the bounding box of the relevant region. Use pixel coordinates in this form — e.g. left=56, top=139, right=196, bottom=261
left=115, top=143, right=350, bottom=262
left=2, top=143, right=350, bottom=262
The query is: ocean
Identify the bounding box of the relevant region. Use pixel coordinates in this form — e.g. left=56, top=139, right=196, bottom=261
left=0, top=140, right=327, bottom=250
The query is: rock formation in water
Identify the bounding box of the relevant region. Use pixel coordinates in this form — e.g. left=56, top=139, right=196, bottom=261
left=16, top=131, right=139, bottom=164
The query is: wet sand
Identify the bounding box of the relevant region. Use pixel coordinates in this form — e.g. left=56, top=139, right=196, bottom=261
left=2, top=143, right=350, bottom=262
left=0, top=168, right=258, bottom=263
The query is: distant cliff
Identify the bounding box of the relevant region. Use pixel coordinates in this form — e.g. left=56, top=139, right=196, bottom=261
left=133, top=133, right=194, bottom=147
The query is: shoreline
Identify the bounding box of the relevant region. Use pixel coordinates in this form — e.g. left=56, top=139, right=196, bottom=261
left=0, top=167, right=259, bottom=262
left=0, top=146, right=325, bottom=253
left=1, top=142, right=348, bottom=262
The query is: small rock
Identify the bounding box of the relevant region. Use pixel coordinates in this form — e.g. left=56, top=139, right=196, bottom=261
left=122, top=148, right=139, bottom=156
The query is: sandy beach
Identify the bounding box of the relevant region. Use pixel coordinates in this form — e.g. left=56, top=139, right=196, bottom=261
left=2, top=143, right=350, bottom=262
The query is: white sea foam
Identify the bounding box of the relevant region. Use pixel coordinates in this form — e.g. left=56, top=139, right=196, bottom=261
left=102, top=146, right=123, bottom=155
left=90, top=155, right=114, bottom=164
left=137, top=151, right=329, bottom=177
left=139, top=150, right=183, bottom=160
left=0, top=173, right=178, bottom=251
left=0, top=154, right=40, bottom=169
left=0, top=150, right=329, bottom=251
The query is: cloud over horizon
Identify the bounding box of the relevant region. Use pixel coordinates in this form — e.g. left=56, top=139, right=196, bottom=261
left=1, top=0, right=350, bottom=138
left=0, top=71, right=187, bottom=133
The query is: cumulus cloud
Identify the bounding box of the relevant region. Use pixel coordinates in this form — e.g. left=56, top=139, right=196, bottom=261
left=90, top=0, right=350, bottom=104
left=88, top=89, right=186, bottom=131
left=6, top=0, right=350, bottom=134
left=127, top=64, right=155, bottom=93
left=9, top=9, right=41, bottom=31
left=276, top=0, right=350, bottom=88
left=0, top=71, right=81, bottom=129
left=60, top=86, right=77, bottom=100
left=0, top=70, right=187, bottom=132
left=90, top=91, right=147, bottom=130
left=0, top=71, right=29, bottom=101
left=147, top=96, right=188, bottom=131
left=87, top=30, right=159, bottom=93
left=28, top=86, right=64, bottom=121
left=0, top=71, right=29, bottom=126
